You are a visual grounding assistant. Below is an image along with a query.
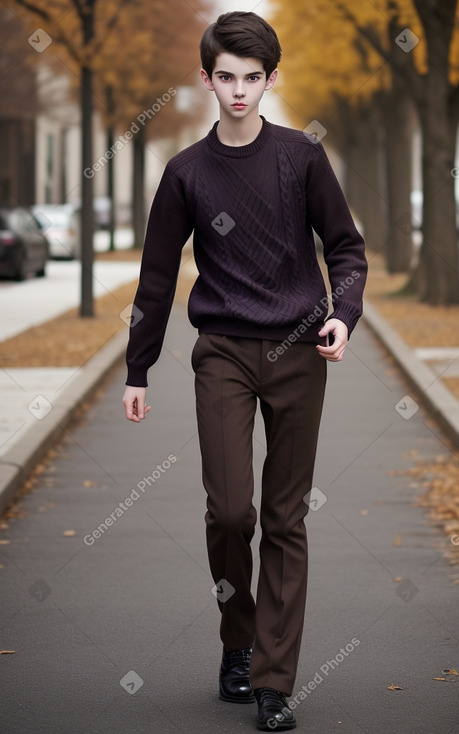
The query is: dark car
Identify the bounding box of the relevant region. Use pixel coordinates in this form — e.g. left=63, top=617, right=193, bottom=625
left=0, top=206, right=49, bottom=280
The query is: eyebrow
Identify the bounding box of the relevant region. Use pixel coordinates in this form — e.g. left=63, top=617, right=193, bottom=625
left=214, top=69, right=264, bottom=76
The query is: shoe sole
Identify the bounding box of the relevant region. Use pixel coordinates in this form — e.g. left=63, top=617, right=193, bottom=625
left=219, top=687, right=256, bottom=704
left=257, top=720, right=297, bottom=731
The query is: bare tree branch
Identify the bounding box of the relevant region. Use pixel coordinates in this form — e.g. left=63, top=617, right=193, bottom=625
left=335, top=1, right=424, bottom=104
left=90, top=0, right=131, bottom=58
left=9, top=0, right=50, bottom=21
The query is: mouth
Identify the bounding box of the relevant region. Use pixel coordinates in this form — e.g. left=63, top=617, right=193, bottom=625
left=232, top=103, right=247, bottom=109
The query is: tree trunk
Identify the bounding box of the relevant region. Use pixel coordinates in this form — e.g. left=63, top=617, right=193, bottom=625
left=417, top=97, right=458, bottom=303
left=79, top=2, right=96, bottom=317
left=59, top=127, right=68, bottom=203
left=411, top=0, right=459, bottom=304
left=382, top=82, right=415, bottom=273
left=106, top=86, right=115, bottom=252
left=361, top=106, right=386, bottom=253
left=80, top=62, right=95, bottom=316
left=344, top=103, right=386, bottom=252
left=107, top=125, right=115, bottom=251
left=132, top=124, right=146, bottom=249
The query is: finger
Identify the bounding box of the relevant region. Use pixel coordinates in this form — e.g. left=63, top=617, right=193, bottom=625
left=135, top=399, right=145, bottom=420
left=316, top=347, right=335, bottom=360
left=316, top=343, right=346, bottom=361
left=124, top=400, right=141, bottom=422
left=330, top=345, right=346, bottom=361
left=134, top=399, right=152, bottom=421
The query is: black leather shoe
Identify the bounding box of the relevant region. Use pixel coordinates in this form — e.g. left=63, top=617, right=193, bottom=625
left=254, top=687, right=296, bottom=730
left=219, top=645, right=255, bottom=703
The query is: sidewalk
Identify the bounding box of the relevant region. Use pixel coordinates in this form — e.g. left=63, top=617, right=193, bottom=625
left=0, top=259, right=140, bottom=342
left=0, top=304, right=458, bottom=734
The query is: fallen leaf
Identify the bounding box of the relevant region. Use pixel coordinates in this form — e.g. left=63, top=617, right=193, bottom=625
left=443, top=669, right=458, bottom=676
left=433, top=677, right=446, bottom=681
left=83, top=480, right=99, bottom=488
left=394, top=535, right=402, bottom=547
left=361, top=509, right=369, bottom=516
left=0, top=522, right=8, bottom=530
left=0, top=650, right=16, bottom=654
left=393, top=577, right=403, bottom=583
left=0, top=539, right=10, bottom=545
left=62, top=530, right=76, bottom=537
left=387, top=684, right=403, bottom=690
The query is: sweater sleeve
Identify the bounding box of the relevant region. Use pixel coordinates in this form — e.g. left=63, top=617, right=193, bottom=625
left=305, top=143, right=368, bottom=336
left=125, top=163, right=193, bottom=387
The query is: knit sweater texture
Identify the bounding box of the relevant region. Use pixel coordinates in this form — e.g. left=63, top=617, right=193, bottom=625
left=126, top=116, right=367, bottom=387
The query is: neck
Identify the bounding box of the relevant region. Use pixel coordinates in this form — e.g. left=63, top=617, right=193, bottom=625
left=216, top=109, right=263, bottom=147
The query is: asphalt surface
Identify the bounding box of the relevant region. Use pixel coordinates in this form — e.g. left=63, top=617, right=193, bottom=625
left=1, top=304, right=458, bottom=734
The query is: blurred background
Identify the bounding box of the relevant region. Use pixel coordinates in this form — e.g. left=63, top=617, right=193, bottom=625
left=0, top=0, right=459, bottom=313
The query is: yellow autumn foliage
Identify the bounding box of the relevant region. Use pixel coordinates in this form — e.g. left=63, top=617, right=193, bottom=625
left=7, top=0, right=207, bottom=137
left=269, top=0, right=459, bottom=124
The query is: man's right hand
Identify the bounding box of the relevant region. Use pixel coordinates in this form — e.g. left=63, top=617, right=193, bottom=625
left=122, top=386, right=152, bottom=422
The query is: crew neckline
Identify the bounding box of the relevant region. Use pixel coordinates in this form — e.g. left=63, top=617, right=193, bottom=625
left=206, top=116, right=272, bottom=158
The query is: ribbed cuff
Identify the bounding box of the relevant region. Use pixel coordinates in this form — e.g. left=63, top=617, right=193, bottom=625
left=125, top=367, right=149, bottom=388
left=327, top=301, right=362, bottom=337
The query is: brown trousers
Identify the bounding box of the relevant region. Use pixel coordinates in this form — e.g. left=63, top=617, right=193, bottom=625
left=191, top=333, right=327, bottom=695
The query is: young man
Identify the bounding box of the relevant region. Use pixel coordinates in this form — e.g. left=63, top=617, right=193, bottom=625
left=123, top=11, right=367, bottom=731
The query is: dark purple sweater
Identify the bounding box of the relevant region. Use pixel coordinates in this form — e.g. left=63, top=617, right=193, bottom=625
left=126, top=117, right=367, bottom=387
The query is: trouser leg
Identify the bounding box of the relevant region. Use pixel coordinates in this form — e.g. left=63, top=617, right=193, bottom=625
left=249, top=341, right=326, bottom=695
left=192, top=334, right=326, bottom=694
left=192, top=334, right=258, bottom=649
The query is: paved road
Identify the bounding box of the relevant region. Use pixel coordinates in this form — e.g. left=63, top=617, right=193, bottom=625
left=0, top=305, right=458, bottom=734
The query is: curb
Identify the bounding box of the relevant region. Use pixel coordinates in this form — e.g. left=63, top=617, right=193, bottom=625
left=0, top=329, right=128, bottom=516
left=363, top=300, right=459, bottom=449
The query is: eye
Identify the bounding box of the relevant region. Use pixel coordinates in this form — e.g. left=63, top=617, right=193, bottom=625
left=218, top=75, right=231, bottom=82
left=248, top=75, right=262, bottom=82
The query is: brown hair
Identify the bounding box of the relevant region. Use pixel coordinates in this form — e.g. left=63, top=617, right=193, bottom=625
left=200, top=11, right=282, bottom=79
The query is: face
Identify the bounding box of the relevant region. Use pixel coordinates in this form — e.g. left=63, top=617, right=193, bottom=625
left=201, top=52, right=278, bottom=119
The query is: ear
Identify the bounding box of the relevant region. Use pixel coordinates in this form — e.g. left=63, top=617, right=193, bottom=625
left=264, top=69, right=278, bottom=91
left=201, top=68, right=215, bottom=91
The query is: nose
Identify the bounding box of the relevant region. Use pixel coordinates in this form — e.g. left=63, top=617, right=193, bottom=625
left=234, top=80, right=245, bottom=98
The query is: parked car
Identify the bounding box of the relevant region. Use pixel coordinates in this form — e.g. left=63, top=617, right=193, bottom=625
left=73, top=196, right=112, bottom=231
left=0, top=205, right=48, bottom=281
left=32, top=204, right=80, bottom=259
